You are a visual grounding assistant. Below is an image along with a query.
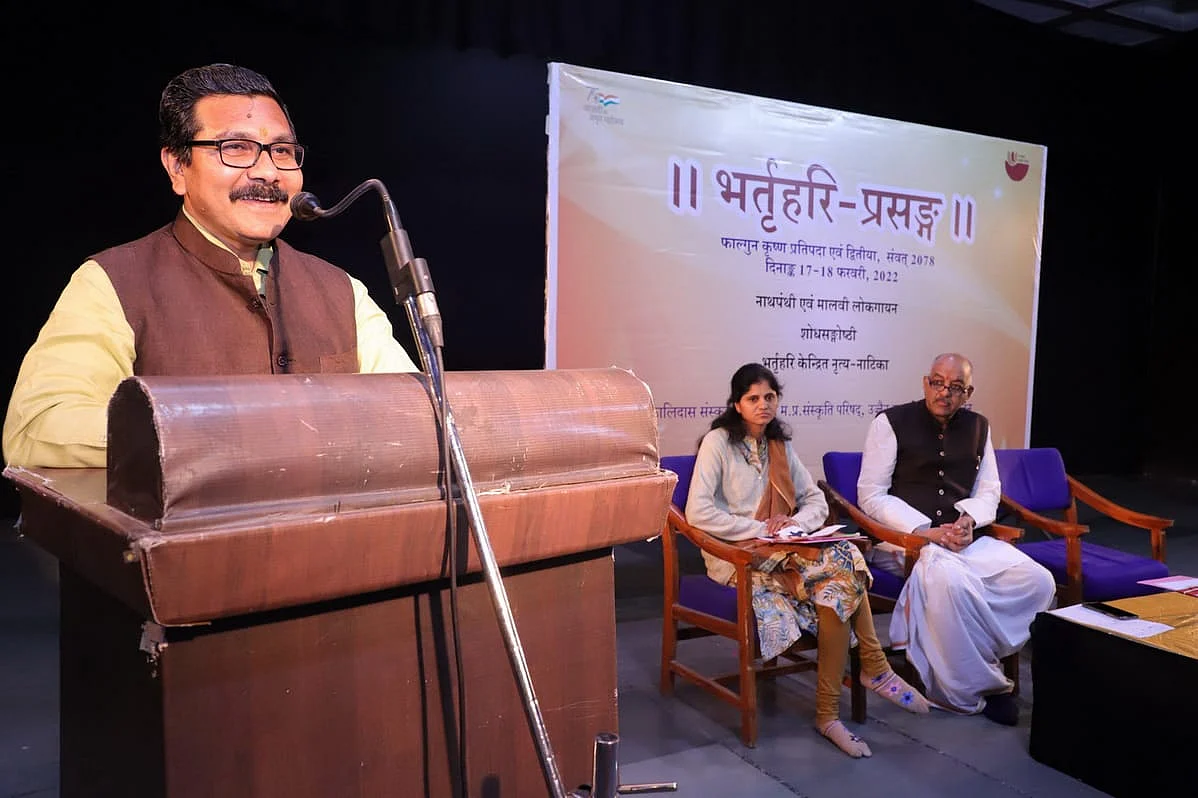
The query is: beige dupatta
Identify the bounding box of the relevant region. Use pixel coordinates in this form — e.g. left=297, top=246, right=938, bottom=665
left=754, top=438, right=796, bottom=522
left=752, top=439, right=824, bottom=568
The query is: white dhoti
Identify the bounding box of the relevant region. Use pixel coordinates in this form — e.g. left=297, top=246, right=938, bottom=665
left=886, top=536, right=1056, bottom=713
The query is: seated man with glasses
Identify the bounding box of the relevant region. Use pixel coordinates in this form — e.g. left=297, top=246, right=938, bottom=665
left=3, top=63, right=417, bottom=468
left=856, top=352, right=1054, bottom=726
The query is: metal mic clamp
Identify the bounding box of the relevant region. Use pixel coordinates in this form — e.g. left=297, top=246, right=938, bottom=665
left=380, top=229, right=443, bottom=349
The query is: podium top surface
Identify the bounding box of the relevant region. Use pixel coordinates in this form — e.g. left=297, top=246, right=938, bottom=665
left=104, top=367, right=662, bottom=530
left=5, top=368, right=676, bottom=625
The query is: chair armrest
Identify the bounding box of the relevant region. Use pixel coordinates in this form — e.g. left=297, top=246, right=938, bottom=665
left=1067, top=475, right=1175, bottom=532
left=666, top=506, right=756, bottom=566
left=818, top=480, right=929, bottom=565
left=1067, top=475, right=1173, bottom=563
left=988, top=522, right=1024, bottom=543
left=999, top=494, right=1088, bottom=538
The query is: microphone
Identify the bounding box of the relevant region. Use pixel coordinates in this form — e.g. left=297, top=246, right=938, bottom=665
left=289, top=191, right=324, bottom=221
left=288, top=181, right=443, bottom=349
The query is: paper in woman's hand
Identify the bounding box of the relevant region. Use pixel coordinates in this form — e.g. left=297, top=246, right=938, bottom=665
left=801, top=524, right=847, bottom=539
left=757, top=523, right=852, bottom=542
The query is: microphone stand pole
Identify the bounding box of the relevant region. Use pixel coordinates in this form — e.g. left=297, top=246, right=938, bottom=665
left=401, top=315, right=680, bottom=798
left=376, top=197, right=571, bottom=798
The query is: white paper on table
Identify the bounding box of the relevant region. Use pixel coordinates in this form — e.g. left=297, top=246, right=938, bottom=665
left=1048, top=603, right=1173, bottom=638
left=1136, top=574, right=1198, bottom=591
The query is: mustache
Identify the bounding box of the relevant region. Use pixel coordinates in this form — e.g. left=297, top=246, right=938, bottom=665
left=230, top=185, right=289, bottom=203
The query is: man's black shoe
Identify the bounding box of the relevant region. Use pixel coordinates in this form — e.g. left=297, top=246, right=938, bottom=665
left=981, top=692, right=1019, bottom=726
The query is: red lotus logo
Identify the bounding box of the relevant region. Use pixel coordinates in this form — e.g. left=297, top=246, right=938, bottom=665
left=1004, top=151, right=1029, bottom=182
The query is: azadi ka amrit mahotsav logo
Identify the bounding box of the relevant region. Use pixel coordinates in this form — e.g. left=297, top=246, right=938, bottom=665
left=585, top=89, right=624, bottom=125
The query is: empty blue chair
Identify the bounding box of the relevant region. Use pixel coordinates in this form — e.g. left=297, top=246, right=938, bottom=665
left=995, top=447, right=1172, bottom=605
left=658, top=454, right=864, bottom=747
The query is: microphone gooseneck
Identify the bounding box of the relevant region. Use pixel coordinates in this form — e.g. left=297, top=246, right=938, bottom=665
left=289, top=179, right=443, bottom=349
left=288, top=181, right=379, bottom=222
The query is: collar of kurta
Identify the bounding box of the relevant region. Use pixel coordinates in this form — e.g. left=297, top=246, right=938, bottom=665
left=172, top=209, right=276, bottom=279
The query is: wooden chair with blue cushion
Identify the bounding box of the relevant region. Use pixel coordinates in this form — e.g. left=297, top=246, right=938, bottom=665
left=818, top=450, right=1022, bottom=690
left=995, top=447, right=1173, bottom=607
left=658, top=454, right=864, bottom=748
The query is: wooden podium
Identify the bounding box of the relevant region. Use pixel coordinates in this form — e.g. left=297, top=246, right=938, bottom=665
left=4, top=368, right=675, bottom=798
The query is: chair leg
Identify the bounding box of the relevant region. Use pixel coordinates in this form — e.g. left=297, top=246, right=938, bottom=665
left=849, top=646, right=866, bottom=723
left=739, top=651, right=758, bottom=747
left=737, top=685, right=757, bottom=747
left=660, top=611, right=677, bottom=695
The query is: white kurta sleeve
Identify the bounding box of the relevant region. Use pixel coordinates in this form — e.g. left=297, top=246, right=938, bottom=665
left=857, top=413, right=934, bottom=533
left=954, top=428, right=1000, bottom=527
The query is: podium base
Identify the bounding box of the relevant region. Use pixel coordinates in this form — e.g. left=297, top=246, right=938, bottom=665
left=59, top=551, right=618, bottom=798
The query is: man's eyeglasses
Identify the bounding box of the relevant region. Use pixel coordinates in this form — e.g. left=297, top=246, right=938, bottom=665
left=189, top=139, right=306, bottom=170
left=926, top=378, right=971, bottom=396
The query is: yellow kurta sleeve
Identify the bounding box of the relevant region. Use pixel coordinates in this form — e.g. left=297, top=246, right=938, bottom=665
left=350, top=276, right=419, bottom=374
left=2, top=261, right=135, bottom=468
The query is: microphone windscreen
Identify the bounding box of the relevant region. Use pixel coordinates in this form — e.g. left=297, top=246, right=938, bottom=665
left=289, top=192, right=323, bottom=221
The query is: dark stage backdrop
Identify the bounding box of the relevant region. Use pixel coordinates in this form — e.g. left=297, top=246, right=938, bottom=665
left=2, top=2, right=1194, bottom=520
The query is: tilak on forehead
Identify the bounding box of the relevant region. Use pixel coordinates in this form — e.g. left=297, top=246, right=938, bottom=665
left=246, top=97, right=272, bottom=136
left=220, top=95, right=280, bottom=135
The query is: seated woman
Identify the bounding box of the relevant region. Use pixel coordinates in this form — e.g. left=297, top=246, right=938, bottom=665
left=686, top=362, right=928, bottom=757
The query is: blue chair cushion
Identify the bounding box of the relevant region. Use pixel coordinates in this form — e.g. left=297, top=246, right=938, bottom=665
left=822, top=451, right=863, bottom=508
left=678, top=573, right=738, bottom=622
left=683, top=563, right=907, bottom=615
left=868, top=566, right=905, bottom=601
left=994, top=448, right=1072, bottom=512
left=1016, top=539, right=1168, bottom=602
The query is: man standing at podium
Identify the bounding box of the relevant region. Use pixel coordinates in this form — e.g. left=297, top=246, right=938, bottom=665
left=3, top=63, right=417, bottom=469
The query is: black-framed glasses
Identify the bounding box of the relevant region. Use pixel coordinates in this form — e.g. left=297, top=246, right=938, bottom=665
left=189, top=139, right=306, bottom=170
left=926, top=377, right=971, bottom=396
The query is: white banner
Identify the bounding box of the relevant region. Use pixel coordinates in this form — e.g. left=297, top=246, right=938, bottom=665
left=546, top=63, right=1046, bottom=476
